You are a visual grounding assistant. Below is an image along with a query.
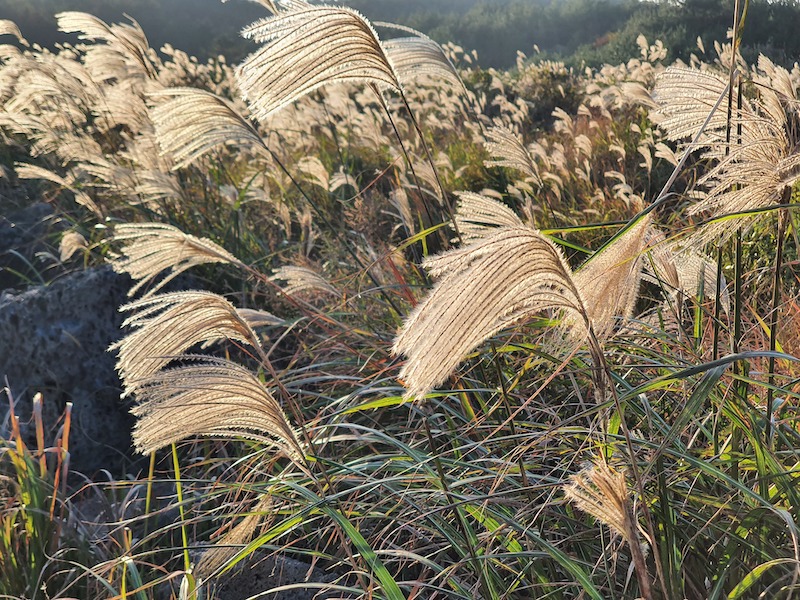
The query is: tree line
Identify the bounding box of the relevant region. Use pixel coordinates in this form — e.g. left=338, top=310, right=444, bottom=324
left=3, top=0, right=800, bottom=68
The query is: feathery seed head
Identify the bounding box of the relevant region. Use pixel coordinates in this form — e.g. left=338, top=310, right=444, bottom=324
left=484, top=125, right=542, bottom=185
left=653, top=64, right=800, bottom=243
left=150, top=88, right=268, bottom=170
left=393, top=226, right=585, bottom=400
left=59, top=231, right=88, bottom=263
left=110, top=222, right=244, bottom=297
left=564, top=461, right=632, bottom=543
left=112, top=291, right=265, bottom=396
left=0, top=20, right=28, bottom=46
left=130, top=356, right=306, bottom=466
left=236, top=6, right=401, bottom=123
left=270, top=265, right=339, bottom=298
left=570, top=215, right=652, bottom=341
left=453, top=191, right=526, bottom=242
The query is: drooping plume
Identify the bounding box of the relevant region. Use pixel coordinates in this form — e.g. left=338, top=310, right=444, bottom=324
left=393, top=215, right=652, bottom=399
left=150, top=88, right=268, bottom=169
left=570, top=215, right=652, bottom=341
left=393, top=226, right=586, bottom=399
left=130, top=356, right=306, bottom=466
left=110, top=223, right=244, bottom=296
left=112, top=291, right=264, bottom=395
left=236, top=6, right=401, bottom=122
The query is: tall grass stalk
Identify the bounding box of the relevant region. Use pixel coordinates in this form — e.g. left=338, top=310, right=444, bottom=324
left=765, top=207, right=787, bottom=446
left=171, top=443, right=192, bottom=575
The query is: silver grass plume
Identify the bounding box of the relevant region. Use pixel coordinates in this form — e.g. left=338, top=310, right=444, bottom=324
left=130, top=356, right=306, bottom=466
left=14, top=162, right=102, bottom=217
left=270, top=265, right=339, bottom=298
left=484, top=125, right=542, bottom=186
left=296, top=156, right=330, bottom=190
left=393, top=226, right=586, bottom=399
left=110, top=223, right=244, bottom=297
left=56, top=12, right=157, bottom=79
left=236, top=308, right=284, bottom=328
left=645, top=233, right=730, bottom=313
left=196, top=494, right=273, bottom=579
left=377, top=22, right=464, bottom=90
left=564, top=461, right=633, bottom=544
left=150, top=88, right=268, bottom=170
left=394, top=217, right=651, bottom=399
left=569, top=216, right=652, bottom=341
left=453, top=191, right=525, bottom=242
left=236, top=6, right=401, bottom=122
left=59, top=231, right=88, bottom=263
left=652, top=68, right=736, bottom=149
left=565, top=460, right=653, bottom=597
left=112, top=291, right=265, bottom=396
left=653, top=64, right=800, bottom=243
left=0, top=20, right=28, bottom=46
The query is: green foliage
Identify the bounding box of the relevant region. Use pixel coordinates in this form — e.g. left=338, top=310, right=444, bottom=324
left=0, top=392, right=93, bottom=599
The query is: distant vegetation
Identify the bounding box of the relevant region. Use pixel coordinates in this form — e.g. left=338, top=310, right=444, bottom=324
left=5, top=0, right=800, bottom=68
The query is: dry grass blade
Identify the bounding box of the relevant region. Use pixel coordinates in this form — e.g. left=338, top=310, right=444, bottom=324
left=112, top=291, right=264, bottom=395
left=393, top=226, right=585, bottom=399
left=453, top=191, right=525, bottom=242
left=110, top=223, right=244, bottom=297
left=484, top=125, right=542, bottom=185
left=196, top=494, right=273, bottom=579
left=130, top=356, right=306, bottom=465
left=270, top=265, right=339, bottom=298
left=236, top=6, right=400, bottom=122
left=150, top=88, right=268, bottom=170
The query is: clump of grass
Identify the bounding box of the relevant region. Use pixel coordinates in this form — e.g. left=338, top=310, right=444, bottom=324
left=0, top=388, right=89, bottom=599
left=3, top=2, right=800, bottom=599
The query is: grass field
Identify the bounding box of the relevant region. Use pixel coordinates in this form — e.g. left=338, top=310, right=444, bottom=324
left=2, top=1, right=800, bottom=598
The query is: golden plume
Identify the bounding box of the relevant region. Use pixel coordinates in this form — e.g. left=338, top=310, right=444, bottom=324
left=110, top=223, right=244, bottom=297
left=130, top=356, right=306, bottom=466
left=112, top=291, right=264, bottom=396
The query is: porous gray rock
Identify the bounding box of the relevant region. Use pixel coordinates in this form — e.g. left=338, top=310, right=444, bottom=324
left=0, top=265, right=134, bottom=475
left=208, top=554, right=337, bottom=600
left=0, top=202, right=66, bottom=290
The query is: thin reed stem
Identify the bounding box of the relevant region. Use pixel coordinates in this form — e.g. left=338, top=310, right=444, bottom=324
left=371, top=84, right=441, bottom=244
left=171, top=443, right=192, bottom=574
left=421, top=414, right=494, bottom=600
left=590, top=331, right=660, bottom=599
left=766, top=206, right=787, bottom=446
